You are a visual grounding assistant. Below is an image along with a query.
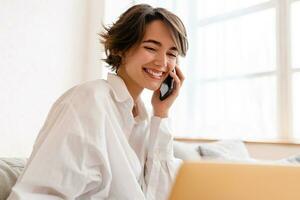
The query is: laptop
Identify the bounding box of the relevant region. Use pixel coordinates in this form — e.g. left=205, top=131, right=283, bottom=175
left=168, top=161, right=300, bottom=200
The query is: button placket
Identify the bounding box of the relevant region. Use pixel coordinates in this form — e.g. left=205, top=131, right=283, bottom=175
left=120, top=100, right=135, bottom=139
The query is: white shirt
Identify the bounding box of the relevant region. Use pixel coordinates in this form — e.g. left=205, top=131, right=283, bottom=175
left=8, top=73, right=182, bottom=200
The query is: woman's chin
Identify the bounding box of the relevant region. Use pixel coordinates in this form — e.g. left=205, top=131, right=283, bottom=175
left=145, top=84, right=161, bottom=91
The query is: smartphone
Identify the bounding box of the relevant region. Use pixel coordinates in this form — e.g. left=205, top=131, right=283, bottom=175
left=159, top=69, right=175, bottom=101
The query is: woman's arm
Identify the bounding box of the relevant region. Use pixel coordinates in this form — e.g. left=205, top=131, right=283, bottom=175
left=7, top=102, right=111, bottom=200
left=142, top=64, right=185, bottom=199
left=142, top=116, right=182, bottom=200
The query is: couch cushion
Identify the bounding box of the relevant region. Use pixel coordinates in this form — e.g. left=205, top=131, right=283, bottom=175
left=197, top=140, right=251, bottom=161
left=279, top=154, right=300, bottom=164
left=0, top=158, right=26, bottom=200
left=174, top=141, right=201, bottom=160
left=174, top=140, right=251, bottom=161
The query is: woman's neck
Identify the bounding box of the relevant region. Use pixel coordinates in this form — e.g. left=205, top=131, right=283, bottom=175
left=116, top=67, right=143, bottom=106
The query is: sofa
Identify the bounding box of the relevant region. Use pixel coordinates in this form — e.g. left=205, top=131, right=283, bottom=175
left=0, top=158, right=27, bottom=200
left=1, top=140, right=300, bottom=200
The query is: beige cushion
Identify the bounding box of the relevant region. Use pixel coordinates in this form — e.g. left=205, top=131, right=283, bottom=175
left=0, top=158, right=26, bottom=200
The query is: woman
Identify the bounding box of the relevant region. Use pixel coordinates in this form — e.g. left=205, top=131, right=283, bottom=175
left=8, top=4, right=188, bottom=200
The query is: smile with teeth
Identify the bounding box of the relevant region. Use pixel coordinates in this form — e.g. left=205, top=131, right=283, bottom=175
left=143, top=68, right=165, bottom=79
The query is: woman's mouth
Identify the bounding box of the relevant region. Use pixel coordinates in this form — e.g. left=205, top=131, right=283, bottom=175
left=143, top=68, right=165, bottom=80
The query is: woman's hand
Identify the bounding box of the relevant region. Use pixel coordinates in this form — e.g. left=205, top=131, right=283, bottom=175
left=151, top=65, right=185, bottom=118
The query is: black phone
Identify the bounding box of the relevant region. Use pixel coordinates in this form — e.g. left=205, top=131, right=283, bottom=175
left=159, top=69, right=175, bottom=101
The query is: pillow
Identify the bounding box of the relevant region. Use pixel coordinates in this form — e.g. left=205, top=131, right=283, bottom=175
left=281, top=154, right=300, bottom=163
left=272, top=154, right=300, bottom=165
left=197, top=140, right=300, bottom=165
left=173, top=141, right=201, bottom=160
left=0, top=158, right=27, bottom=200
left=197, top=140, right=251, bottom=161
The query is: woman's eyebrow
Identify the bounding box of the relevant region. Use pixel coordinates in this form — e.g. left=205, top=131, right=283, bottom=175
left=142, top=39, right=178, bottom=51
left=143, top=39, right=161, bottom=46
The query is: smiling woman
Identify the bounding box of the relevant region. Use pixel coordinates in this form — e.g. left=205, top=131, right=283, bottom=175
left=100, top=4, right=187, bottom=72
left=118, top=21, right=178, bottom=91
left=7, top=4, right=188, bottom=200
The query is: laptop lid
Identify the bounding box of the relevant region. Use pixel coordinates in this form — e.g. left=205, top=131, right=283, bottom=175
left=168, top=161, right=300, bottom=200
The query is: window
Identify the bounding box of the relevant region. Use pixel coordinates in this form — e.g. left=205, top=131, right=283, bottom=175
left=106, top=0, right=299, bottom=140
left=292, top=0, right=300, bottom=137
left=193, top=5, right=277, bottom=139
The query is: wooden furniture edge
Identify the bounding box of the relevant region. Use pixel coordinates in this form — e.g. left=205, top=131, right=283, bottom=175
left=174, top=137, right=300, bottom=146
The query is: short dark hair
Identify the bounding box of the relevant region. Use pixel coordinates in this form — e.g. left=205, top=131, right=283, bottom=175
left=100, top=4, right=188, bottom=72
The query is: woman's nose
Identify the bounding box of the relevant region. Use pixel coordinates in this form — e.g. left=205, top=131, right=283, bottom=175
left=154, top=54, right=167, bottom=68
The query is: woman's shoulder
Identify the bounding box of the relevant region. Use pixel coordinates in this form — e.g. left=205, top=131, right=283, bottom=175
left=53, top=79, right=113, bottom=110
left=74, top=79, right=111, bottom=98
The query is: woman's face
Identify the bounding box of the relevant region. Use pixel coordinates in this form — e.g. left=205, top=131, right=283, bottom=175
left=119, top=20, right=178, bottom=92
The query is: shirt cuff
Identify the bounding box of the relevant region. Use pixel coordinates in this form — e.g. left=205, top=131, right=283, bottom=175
left=148, top=116, right=174, bottom=160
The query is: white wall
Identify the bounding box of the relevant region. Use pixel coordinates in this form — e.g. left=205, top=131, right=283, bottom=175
left=0, top=0, right=104, bottom=157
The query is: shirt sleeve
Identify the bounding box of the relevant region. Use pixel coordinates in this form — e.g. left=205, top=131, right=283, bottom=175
left=142, top=116, right=183, bottom=200
left=7, top=102, right=111, bottom=200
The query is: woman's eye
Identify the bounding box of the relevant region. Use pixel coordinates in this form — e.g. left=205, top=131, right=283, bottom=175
left=144, top=47, right=156, bottom=51
left=168, top=53, right=177, bottom=58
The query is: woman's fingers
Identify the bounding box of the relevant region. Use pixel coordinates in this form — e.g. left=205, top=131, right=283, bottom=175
left=169, top=69, right=181, bottom=97
left=174, top=64, right=185, bottom=83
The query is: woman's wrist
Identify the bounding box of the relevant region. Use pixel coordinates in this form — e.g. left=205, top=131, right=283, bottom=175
left=153, top=111, right=169, bottom=118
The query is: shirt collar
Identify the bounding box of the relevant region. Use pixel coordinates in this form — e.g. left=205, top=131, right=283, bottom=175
left=107, top=73, right=148, bottom=122
left=107, top=73, right=133, bottom=103
left=134, top=97, right=148, bottom=122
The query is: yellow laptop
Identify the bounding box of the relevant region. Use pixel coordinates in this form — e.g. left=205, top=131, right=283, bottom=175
left=168, top=161, right=300, bottom=200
